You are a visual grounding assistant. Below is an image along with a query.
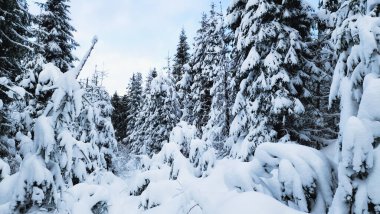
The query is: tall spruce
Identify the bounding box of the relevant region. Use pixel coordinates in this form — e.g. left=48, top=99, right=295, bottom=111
left=227, top=0, right=320, bottom=160
left=37, top=0, right=78, bottom=73
left=78, top=72, right=117, bottom=171
left=144, top=68, right=158, bottom=96
left=191, top=4, right=226, bottom=135
left=203, top=5, right=232, bottom=144
left=0, top=0, right=32, bottom=169
left=124, top=73, right=143, bottom=145
left=129, top=74, right=181, bottom=156
left=111, top=92, right=126, bottom=141
left=328, top=1, right=380, bottom=212
left=172, top=28, right=190, bottom=87
left=0, top=0, right=32, bottom=80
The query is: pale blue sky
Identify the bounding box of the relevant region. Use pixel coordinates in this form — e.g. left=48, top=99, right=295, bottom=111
left=29, top=0, right=317, bottom=95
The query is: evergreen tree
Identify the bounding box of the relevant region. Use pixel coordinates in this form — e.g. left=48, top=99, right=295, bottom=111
left=328, top=1, right=380, bottom=212
left=191, top=4, right=226, bottom=134
left=78, top=72, right=117, bottom=171
left=0, top=0, right=32, bottom=80
left=227, top=0, right=320, bottom=160
left=304, top=0, right=340, bottom=145
left=10, top=39, right=98, bottom=212
left=0, top=0, right=33, bottom=172
left=37, top=0, right=78, bottom=73
left=172, top=28, right=190, bottom=86
left=129, top=74, right=181, bottom=156
left=203, top=6, right=232, bottom=145
left=144, top=68, right=158, bottom=96
left=124, top=73, right=143, bottom=145
left=111, top=92, right=125, bottom=141
left=189, top=13, right=211, bottom=132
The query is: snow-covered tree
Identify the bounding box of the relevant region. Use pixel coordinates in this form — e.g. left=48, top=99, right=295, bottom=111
left=0, top=77, right=30, bottom=175
left=189, top=139, right=216, bottom=178
left=111, top=92, right=127, bottom=141
left=144, top=68, right=158, bottom=96
left=0, top=0, right=32, bottom=80
left=172, top=28, right=190, bottom=88
left=201, top=4, right=233, bottom=145
left=10, top=39, right=98, bottom=212
left=328, top=1, right=380, bottom=213
left=129, top=74, right=181, bottom=156
left=78, top=72, right=117, bottom=171
left=252, top=143, right=334, bottom=213
left=190, top=11, right=213, bottom=133
left=124, top=73, right=143, bottom=145
left=37, top=0, right=78, bottom=73
left=169, top=121, right=198, bottom=157
left=226, top=0, right=319, bottom=160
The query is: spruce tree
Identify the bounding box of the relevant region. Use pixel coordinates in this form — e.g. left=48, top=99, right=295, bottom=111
left=111, top=92, right=125, bottom=141
left=78, top=72, right=117, bottom=171
left=328, top=1, right=380, bottom=212
left=129, top=74, right=181, bottom=156
left=227, top=0, right=319, bottom=160
left=304, top=0, right=340, bottom=145
left=191, top=4, right=226, bottom=134
left=0, top=0, right=32, bottom=80
left=37, top=0, right=78, bottom=73
left=144, top=68, right=158, bottom=96
left=203, top=6, right=232, bottom=144
left=11, top=39, right=99, bottom=212
left=124, top=73, right=143, bottom=145
left=0, top=0, right=32, bottom=168
left=172, top=28, right=190, bottom=86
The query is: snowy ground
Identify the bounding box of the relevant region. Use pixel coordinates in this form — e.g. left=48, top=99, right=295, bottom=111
left=70, top=154, right=305, bottom=214
left=56, top=142, right=303, bottom=214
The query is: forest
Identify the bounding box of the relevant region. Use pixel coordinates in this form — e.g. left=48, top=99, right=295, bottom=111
left=1, top=0, right=380, bottom=213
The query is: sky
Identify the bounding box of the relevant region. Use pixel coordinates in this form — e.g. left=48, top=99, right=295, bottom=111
left=29, top=0, right=317, bottom=95
left=29, top=0, right=230, bottom=95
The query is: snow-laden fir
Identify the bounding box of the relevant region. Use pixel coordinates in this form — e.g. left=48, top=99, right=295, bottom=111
left=1, top=0, right=380, bottom=213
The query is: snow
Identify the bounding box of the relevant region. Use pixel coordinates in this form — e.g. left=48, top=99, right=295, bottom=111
left=342, top=117, right=374, bottom=173
left=241, top=46, right=260, bottom=72
left=367, top=147, right=380, bottom=211
left=254, top=143, right=334, bottom=212
left=11, top=155, right=57, bottom=211
left=34, top=116, right=55, bottom=163
left=214, top=191, right=303, bottom=214
left=57, top=157, right=305, bottom=214
left=358, top=73, right=380, bottom=121
left=38, top=63, right=61, bottom=86
left=0, top=159, right=10, bottom=181
left=170, top=121, right=198, bottom=157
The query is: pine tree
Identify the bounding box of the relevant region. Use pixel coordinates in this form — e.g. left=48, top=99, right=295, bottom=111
left=37, top=0, right=78, bottom=73
left=0, top=0, right=32, bottom=171
left=78, top=71, right=117, bottom=171
left=0, top=0, right=32, bottom=80
left=304, top=0, right=340, bottom=145
left=111, top=92, right=125, bottom=141
left=10, top=39, right=98, bottom=212
left=178, top=15, right=209, bottom=125
left=191, top=4, right=227, bottom=135
left=328, top=1, right=380, bottom=212
left=227, top=0, right=319, bottom=160
left=144, top=68, right=158, bottom=96
left=203, top=5, right=232, bottom=145
left=129, top=74, right=181, bottom=156
left=172, top=28, right=190, bottom=86
left=124, top=73, right=143, bottom=145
